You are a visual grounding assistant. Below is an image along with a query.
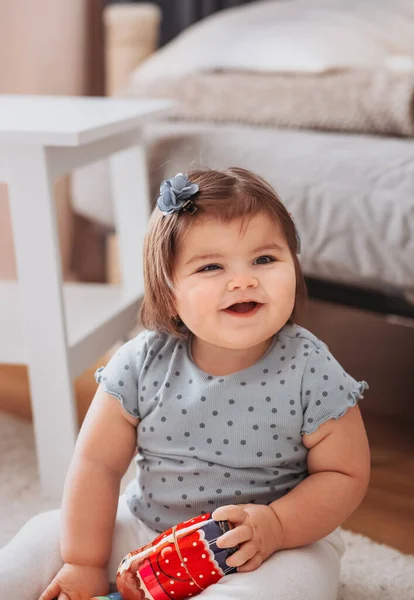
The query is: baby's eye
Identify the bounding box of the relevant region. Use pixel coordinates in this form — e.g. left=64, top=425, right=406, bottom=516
left=198, top=264, right=222, bottom=272
left=254, top=255, right=276, bottom=265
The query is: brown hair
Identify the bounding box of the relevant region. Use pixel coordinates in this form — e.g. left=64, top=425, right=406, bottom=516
left=140, top=167, right=307, bottom=337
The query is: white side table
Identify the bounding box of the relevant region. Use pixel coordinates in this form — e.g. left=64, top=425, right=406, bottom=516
left=0, top=95, right=172, bottom=498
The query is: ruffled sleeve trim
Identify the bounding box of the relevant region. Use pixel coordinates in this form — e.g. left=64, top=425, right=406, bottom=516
left=93, top=333, right=148, bottom=418
left=301, top=380, right=369, bottom=435
left=95, top=365, right=129, bottom=403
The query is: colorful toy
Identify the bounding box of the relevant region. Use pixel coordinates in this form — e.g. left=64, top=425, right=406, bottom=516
left=92, top=513, right=237, bottom=600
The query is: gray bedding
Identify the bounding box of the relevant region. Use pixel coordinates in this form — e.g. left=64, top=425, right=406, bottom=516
left=146, top=122, right=414, bottom=296
left=72, top=121, right=414, bottom=297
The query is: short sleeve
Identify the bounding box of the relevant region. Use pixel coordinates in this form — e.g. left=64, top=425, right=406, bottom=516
left=94, top=331, right=147, bottom=418
left=300, top=344, right=368, bottom=435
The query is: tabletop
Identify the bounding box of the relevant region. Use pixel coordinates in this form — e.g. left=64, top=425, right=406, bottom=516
left=0, top=95, right=172, bottom=146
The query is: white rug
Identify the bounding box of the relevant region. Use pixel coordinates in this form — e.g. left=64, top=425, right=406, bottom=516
left=1, top=412, right=413, bottom=600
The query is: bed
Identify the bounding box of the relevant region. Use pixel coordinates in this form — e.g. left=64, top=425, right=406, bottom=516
left=72, top=0, right=414, bottom=317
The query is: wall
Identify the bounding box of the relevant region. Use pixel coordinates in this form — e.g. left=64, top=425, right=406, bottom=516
left=0, top=0, right=104, bottom=280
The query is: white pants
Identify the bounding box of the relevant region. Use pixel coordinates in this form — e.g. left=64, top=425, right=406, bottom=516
left=0, top=495, right=345, bottom=600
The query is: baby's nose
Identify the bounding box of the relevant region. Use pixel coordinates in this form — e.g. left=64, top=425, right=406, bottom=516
left=227, top=273, right=259, bottom=291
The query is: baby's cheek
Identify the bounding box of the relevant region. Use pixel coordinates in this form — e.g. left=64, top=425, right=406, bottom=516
left=189, top=283, right=216, bottom=313
left=269, top=269, right=296, bottom=305
left=177, top=286, right=210, bottom=330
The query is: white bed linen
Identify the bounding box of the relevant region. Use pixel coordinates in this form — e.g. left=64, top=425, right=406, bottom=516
left=129, top=0, right=414, bottom=86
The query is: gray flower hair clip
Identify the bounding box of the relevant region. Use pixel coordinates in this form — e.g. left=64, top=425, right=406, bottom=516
left=157, top=173, right=199, bottom=215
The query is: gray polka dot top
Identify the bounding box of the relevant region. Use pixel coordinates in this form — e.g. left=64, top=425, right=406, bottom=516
left=95, top=323, right=368, bottom=533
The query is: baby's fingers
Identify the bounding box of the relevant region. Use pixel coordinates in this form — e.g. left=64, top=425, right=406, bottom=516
left=225, top=540, right=258, bottom=569
left=38, top=579, right=61, bottom=600
left=216, top=523, right=252, bottom=549
left=212, top=504, right=247, bottom=525
left=237, top=552, right=264, bottom=573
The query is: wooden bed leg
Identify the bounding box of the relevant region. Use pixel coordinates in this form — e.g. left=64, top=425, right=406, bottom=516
left=103, top=3, right=162, bottom=285
left=103, top=2, right=162, bottom=96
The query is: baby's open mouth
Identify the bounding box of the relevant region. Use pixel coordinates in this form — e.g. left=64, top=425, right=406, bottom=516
left=224, top=301, right=262, bottom=315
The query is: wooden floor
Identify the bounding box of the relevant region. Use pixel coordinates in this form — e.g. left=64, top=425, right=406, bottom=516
left=343, top=410, right=414, bottom=555
left=1, top=359, right=413, bottom=555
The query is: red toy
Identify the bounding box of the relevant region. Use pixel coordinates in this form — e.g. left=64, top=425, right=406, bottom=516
left=99, top=513, right=238, bottom=600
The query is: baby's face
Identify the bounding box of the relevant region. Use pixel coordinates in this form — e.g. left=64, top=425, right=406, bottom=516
left=174, top=212, right=296, bottom=351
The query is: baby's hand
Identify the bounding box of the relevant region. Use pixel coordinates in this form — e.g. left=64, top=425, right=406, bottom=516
left=212, top=503, right=283, bottom=573
left=39, top=563, right=109, bottom=600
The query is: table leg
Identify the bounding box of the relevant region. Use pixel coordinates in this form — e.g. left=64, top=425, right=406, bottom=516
left=109, top=139, right=150, bottom=297
left=6, top=146, right=78, bottom=498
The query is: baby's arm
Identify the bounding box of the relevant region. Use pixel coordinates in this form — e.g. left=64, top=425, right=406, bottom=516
left=213, top=404, right=370, bottom=570
left=60, top=386, right=138, bottom=565
left=40, top=386, right=138, bottom=599
left=269, top=404, right=370, bottom=549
